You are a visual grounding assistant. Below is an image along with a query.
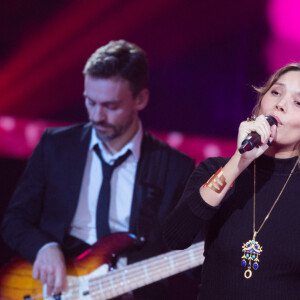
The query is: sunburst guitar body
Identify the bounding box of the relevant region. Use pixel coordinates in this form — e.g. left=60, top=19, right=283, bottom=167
left=0, top=233, right=204, bottom=300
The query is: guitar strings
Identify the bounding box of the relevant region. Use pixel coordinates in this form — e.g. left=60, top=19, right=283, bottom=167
left=28, top=242, right=204, bottom=299
left=90, top=245, right=204, bottom=298
left=89, top=242, right=204, bottom=298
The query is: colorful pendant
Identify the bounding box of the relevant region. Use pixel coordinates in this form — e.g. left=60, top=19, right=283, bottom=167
left=241, top=239, right=262, bottom=279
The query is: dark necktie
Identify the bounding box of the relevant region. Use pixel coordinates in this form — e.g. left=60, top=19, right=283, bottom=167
left=93, top=144, right=131, bottom=239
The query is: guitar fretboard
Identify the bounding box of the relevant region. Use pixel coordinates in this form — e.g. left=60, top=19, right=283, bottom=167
left=89, top=241, right=205, bottom=299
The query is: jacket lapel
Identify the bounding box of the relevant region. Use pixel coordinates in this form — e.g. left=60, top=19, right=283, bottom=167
left=129, top=132, right=169, bottom=239
left=64, top=124, right=92, bottom=225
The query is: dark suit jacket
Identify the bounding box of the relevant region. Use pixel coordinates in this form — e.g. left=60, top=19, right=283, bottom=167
left=2, top=123, right=196, bottom=299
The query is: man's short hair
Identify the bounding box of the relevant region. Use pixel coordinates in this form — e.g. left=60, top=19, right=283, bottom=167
left=83, top=40, right=148, bottom=97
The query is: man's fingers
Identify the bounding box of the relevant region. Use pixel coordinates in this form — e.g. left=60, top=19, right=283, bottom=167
left=53, top=269, right=66, bottom=295
left=47, top=272, right=55, bottom=289
left=32, top=266, right=39, bottom=280
left=46, top=284, right=55, bottom=297
left=46, top=271, right=58, bottom=296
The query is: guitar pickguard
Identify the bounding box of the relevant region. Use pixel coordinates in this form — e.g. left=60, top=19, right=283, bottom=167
left=42, top=264, right=109, bottom=299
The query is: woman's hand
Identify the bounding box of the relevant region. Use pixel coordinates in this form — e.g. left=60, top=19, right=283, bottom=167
left=199, top=114, right=277, bottom=207
left=237, top=114, right=277, bottom=162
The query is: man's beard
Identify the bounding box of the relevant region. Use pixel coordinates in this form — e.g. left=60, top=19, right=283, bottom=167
left=92, top=117, right=134, bottom=143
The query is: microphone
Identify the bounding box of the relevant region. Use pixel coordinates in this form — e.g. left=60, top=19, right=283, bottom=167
left=238, top=115, right=278, bottom=154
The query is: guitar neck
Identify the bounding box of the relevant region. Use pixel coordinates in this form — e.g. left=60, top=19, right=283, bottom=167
left=89, top=241, right=204, bottom=299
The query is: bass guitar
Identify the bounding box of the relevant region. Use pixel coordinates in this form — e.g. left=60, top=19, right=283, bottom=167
left=0, top=232, right=204, bottom=299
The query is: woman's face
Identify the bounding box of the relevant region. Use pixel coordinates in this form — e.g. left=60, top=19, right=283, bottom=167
left=259, top=71, right=300, bottom=155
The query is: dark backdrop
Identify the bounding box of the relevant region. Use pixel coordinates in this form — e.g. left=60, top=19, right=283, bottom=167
left=0, top=0, right=270, bottom=138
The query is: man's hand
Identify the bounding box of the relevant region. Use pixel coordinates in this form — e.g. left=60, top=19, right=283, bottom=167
left=32, top=244, right=67, bottom=296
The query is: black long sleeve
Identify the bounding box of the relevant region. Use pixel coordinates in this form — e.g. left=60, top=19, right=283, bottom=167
left=164, top=155, right=300, bottom=299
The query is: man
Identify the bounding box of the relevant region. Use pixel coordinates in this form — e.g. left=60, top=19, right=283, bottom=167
left=1, top=40, right=195, bottom=299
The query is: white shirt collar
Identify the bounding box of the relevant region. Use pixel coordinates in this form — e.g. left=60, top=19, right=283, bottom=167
left=89, top=121, right=143, bottom=164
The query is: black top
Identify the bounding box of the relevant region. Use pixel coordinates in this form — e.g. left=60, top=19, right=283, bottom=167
left=164, top=155, right=300, bottom=299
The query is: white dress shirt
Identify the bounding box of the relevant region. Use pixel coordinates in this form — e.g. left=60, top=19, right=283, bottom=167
left=69, top=123, right=142, bottom=245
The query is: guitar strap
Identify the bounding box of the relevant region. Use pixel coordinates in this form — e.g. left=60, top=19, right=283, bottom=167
left=131, top=132, right=170, bottom=241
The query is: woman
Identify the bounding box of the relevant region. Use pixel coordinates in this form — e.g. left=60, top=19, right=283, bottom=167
left=163, top=63, right=300, bottom=299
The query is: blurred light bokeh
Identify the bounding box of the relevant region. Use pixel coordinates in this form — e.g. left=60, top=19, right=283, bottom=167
left=0, top=0, right=300, bottom=160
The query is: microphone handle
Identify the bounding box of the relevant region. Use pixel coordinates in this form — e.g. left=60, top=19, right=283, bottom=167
left=238, top=116, right=278, bottom=154
left=239, top=132, right=261, bottom=153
